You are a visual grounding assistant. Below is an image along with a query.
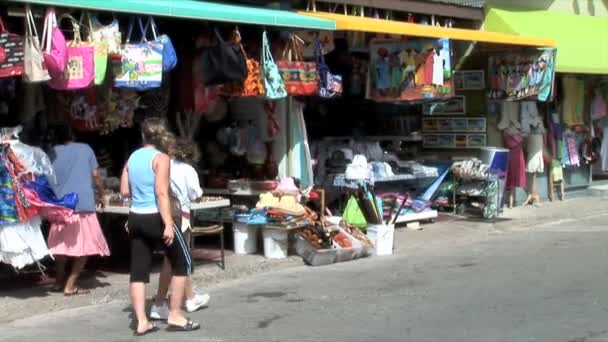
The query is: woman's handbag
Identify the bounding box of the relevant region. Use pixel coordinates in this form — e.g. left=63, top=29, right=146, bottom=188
left=146, top=17, right=177, bottom=72
left=261, top=31, right=286, bottom=100
left=276, top=34, right=318, bottom=96
left=315, top=38, right=342, bottom=98
left=114, top=17, right=163, bottom=90
left=201, top=29, right=247, bottom=86
left=47, top=15, right=95, bottom=90
left=0, top=15, right=24, bottom=78
left=23, top=5, right=50, bottom=83
left=41, top=7, right=67, bottom=79
left=221, top=29, right=264, bottom=97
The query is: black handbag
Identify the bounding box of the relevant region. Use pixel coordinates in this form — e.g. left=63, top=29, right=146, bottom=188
left=201, top=29, right=248, bottom=85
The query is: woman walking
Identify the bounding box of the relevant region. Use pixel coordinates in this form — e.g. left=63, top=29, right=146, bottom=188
left=49, top=125, right=110, bottom=295
left=151, top=138, right=209, bottom=320
left=120, top=118, right=199, bottom=336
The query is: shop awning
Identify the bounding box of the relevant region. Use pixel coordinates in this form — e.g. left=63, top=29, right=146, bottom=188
left=485, top=8, right=608, bottom=74
left=299, top=11, right=555, bottom=47
left=6, top=0, right=336, bottom=30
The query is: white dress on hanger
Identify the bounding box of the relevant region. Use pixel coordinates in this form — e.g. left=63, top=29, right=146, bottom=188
left=432, top=51, right=445, bottom=86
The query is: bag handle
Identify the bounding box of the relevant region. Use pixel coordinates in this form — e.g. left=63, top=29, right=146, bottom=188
left=261, top=31, right=275, bottom=65
left=59, top=13, right=83, bottom=45
left=41, top=8, right=57, bottom=54
left=78, top=11, right=94, bottom=42
left=25, top=4, right=39, bottom=39
left=314, top=36, right=325, bottom=65
left=0, top=14, right=6, bottom=33
left=213, top=28, right=225, bottom=45
left=126, top=17, right=147, bottom=43
left=146, top=16, right=160, bottom=40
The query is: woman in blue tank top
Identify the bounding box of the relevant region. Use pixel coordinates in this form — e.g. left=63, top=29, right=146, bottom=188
left=120, top=118, right=199, bottom=335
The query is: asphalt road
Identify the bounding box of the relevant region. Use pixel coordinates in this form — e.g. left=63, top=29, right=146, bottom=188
left=2, top=210, right=608, bottom=342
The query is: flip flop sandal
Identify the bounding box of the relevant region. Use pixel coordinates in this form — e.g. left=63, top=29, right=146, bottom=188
left=134, top=324, right=159, bottom=337
left=166, top=320, right=200, bottom=332
left=64, top=288, right=91, bottom=296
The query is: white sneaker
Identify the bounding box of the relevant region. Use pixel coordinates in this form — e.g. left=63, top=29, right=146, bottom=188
left=186, top=293, right=211, bottom=313
left=150, top=302, right=169, bottom=320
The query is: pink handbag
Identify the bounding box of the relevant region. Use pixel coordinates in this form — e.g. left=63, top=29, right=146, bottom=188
left=41, top=8, right=67, bottom=78
left=47, top=15, right=94, bottom=90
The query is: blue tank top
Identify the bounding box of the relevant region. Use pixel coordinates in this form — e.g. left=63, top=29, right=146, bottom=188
left=127, top=147, right=160, bottom=213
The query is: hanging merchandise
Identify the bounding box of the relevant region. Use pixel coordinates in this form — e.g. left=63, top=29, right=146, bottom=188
left=294, top=30, right=335, bottom=59
left=201, top=28, right=248, bottom=86
left=591, top=90, right=607, bottom=120
left=47, top=15, right=94, bottom=90
left=146, top=17, right=177, bottom=72
left=222, top=29, right=265, bottom=97
left=80, top=12, right=115, bottom=85
left=56, top=87, right=101, bottom=132
left=487, top=49, right=556, bottom=102
left=561, top=76, right=585, bottom=126
left=261, top=31, right=287, bottom=100
left=41, top=8, right=67, bottom=79
left=115, top=17, right=163, bottom=90
left=276, top=35, right=319, bottom=96
left=314, top=37, right=342, bottom=98
left=23, top=5, right=50, bottom=83
left=90, top=15, right=122, bottom=56
left=0, top=15, right=25, bottom=78
left=101, top=88, right=140, bottom=134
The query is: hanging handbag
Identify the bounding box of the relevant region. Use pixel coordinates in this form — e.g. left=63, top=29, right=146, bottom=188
left=0, top=15, right=25, bottom=78
left=315, top=38, right=342, bottom=98
left=221, top=29, right=264, bottom=97
left=23, top=5, right=50, bottom=83
left=114, top=17, right=163, bottom=90
left=47, top=15, right=95, bottom=90
left=146, top=17, right=177, bottom=72
left=80, top=11, right=110, bottom=85
left=41, top=8, right=67, bottom=79
left=261, top=31, right=286, bottom=100
left=201, top=28, right=247, bottom=86
left=276, top=34, right=318, bottom=96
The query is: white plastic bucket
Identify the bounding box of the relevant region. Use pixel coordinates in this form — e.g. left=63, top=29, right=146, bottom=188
left=366, top=224, right=395, bottom=256
left=262, top=228, right=289, bottom=259
left=233, top=223, right=258, bottom=255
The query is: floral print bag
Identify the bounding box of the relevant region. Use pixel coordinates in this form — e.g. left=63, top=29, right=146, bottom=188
left=261, top=31, right=286, bottom=100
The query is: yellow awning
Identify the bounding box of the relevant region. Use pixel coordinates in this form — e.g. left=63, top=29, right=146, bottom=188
left=299, top=11, right=556, bottom=47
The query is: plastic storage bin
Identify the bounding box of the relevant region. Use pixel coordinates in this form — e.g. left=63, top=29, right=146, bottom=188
left=233, top=222, right=258, bottom=255
left=366, top=224, right=395, bottom=256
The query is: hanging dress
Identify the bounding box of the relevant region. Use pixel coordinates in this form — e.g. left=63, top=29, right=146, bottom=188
left=503, top=130, right=527, bottom=190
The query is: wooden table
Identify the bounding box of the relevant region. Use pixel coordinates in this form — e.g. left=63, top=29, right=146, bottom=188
left=99, top=198, right=231, bottom=215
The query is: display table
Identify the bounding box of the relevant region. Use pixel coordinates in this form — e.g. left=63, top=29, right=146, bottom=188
left=99, top=198, right=231, bottom=216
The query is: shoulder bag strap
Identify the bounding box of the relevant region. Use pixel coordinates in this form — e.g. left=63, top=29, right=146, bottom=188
left=0, top=14, right=7, bottom=33
left=78, top=11, right=93, bottom=41
left=262, top=31, right=275, bottom=65
left=213, top=28, right=225, bottom=45
left=25, top=4, right=38, bottom=39
left=147, top=16, right=159, bottom=41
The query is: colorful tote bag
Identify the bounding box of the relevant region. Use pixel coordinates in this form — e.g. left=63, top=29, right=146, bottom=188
left=261, top=31, right=286, bottom=100
left=47, top=15, right=94, bottom=90
left=115, top=17, right=163, bottom=90
left=146, top=17, right=177, bottom=72
left=315, top=38, right=342, bottom=98
left=0, top=16, right=24, bottom=78
left=23, top=5, right=50, bottom=83
left=276, top=34, right=318, bottom=96
left=80, top=11, right=114, bottom=85
left=41, top=8, right=67, bottom=79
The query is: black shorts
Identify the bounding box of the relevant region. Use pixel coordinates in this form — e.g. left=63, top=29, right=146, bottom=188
left=127, top=212, right=192, bottom=283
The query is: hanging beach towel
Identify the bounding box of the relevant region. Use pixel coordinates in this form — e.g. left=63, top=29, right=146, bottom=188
left=0, top=15, right=24, bottom=78
left=114, top=17, right=163, bottom=90
left=261, top=31, right=286, bottom=100
left=276, top=34, right=318, bottom=96
left=146, top=17, right=177, bottom=72
left=47, top=15, right=94, bottom=90
left=23, top=5, right=50, bottom=83
left=314, top=37, right=342, bottom=98
left=41, top=8, right=67, bottom=79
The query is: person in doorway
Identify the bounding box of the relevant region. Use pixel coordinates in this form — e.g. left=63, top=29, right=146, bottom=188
left=48, top=125, right=110, bottom=295
left=120, top=118, right=199, bottom=335
left=151, top=138, right=210, bottom=320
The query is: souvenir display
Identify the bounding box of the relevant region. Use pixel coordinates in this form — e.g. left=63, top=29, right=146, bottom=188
left=47, top=15, right=94, bottom=90
left=0, top=15, right=25, bottom=78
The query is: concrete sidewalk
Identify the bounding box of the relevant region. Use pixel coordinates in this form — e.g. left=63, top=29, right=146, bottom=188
left=0, top=196, right=606, bottom=324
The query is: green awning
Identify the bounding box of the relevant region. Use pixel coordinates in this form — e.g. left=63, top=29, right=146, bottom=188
left=485, top=8, right=608, bottom=74
left=6, top=0, right=336, bottom=30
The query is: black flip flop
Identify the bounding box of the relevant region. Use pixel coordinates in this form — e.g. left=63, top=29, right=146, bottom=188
left=166, top=320, right=200, bottom=332
left=134, top=324, right=159, bottom=337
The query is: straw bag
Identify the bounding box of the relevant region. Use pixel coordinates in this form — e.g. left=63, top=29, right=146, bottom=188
left=23, top=5, right=50, bottom=83
left=276, top=34, right=318, bottom=96
left=261, top=31, right=286, bottom=100
left=41, top=8, right=67, bottom=79
left=114, top=17, right=163, bottom=90
left=47, top=15, right=94, bottom=90
left=0, top=15, right=24, bottom=78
